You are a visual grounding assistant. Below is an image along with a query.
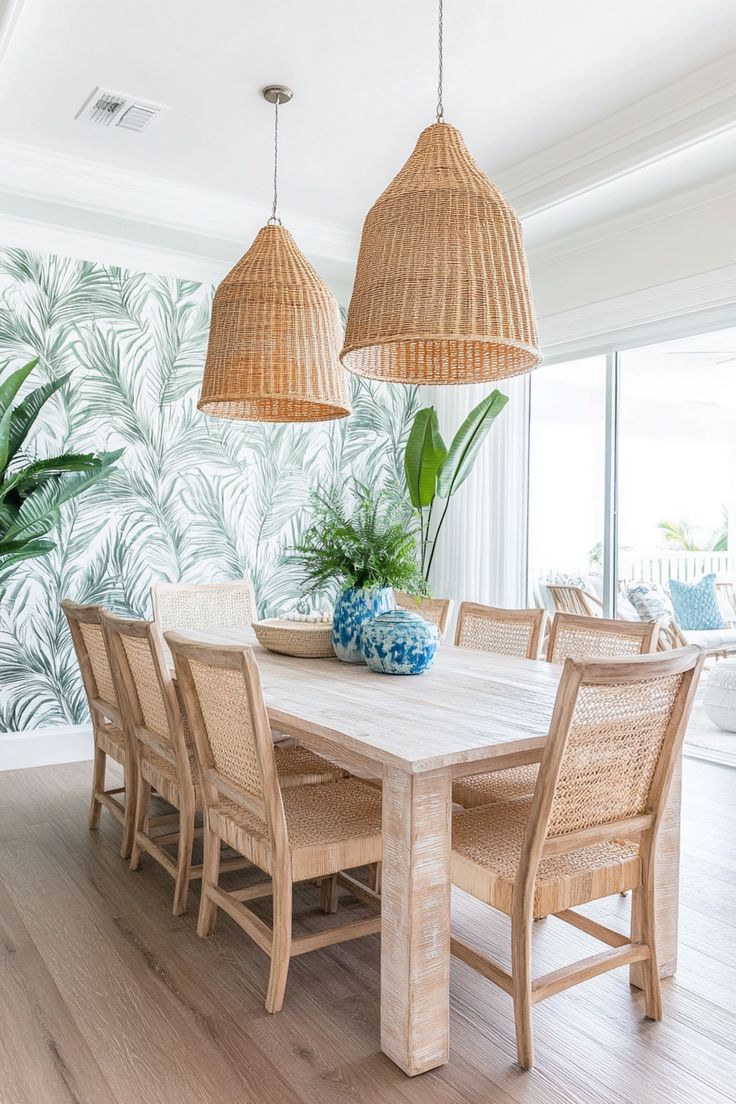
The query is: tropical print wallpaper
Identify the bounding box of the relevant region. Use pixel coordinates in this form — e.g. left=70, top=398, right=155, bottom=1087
left=0, top=248, right=418, bottom=732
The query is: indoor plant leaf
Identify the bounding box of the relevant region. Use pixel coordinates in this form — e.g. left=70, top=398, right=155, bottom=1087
left=5, top=371, right=72, bottom=466
left=404, top=406, right=447, bottom=509
left=436, top=389, right=509, bottom=499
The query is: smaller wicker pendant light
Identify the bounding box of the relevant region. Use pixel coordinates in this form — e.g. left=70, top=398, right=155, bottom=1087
left=199, top=86, right=351, bottom=423
left=341, top=1, right=541, bottom=385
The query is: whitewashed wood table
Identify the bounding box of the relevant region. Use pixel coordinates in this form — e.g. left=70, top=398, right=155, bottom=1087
left=169, top=630, right=683, bottom=1077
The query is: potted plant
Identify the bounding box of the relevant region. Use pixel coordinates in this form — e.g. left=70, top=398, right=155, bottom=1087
left=0, top=359, right=122, bottom=590
left=404, top=389, right=509, bottom=580
left=292, top=484, right=427, bottom=663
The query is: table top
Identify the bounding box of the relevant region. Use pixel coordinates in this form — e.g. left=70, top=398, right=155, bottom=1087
left=168, top=628, right=562, bottom=775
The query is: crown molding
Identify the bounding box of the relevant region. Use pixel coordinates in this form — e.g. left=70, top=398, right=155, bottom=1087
left=0, top=137, right=359, bottom=266
left=539, top=262, right=736, bottom=362
left=499, top=49, right=736, bottom=218
left=528, top=172, right=736, bottom=268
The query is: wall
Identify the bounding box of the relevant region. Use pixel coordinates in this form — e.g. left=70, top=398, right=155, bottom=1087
left=0, top=246, right=418, bottom=734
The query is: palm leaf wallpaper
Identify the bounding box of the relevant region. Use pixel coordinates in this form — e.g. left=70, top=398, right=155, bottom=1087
left=0, top=248, right=418, bottom=732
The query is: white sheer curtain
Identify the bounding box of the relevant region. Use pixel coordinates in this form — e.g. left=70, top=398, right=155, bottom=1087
left=424, top=374, right=530, bottom=623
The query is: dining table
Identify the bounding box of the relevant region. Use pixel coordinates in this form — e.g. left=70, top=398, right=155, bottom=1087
left=168, top=629, right=683, bottom=1077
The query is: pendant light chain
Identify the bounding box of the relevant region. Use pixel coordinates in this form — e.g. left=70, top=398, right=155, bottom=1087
left=436, top=0, right=444, bottom=123
left=268, top=95, right=281, bottom=226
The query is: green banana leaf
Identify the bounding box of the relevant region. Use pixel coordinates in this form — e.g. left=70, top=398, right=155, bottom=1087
left=2, top=450, right=123, bottom=542
left=0, top=453, right=102, bottom=501
left=436, top=389, right=509, bottom=499
left=6, top=371, right=72, bottom=467
left=0, top=359, right=39, bottom=472
left=404, top=407, right=447, bottom=509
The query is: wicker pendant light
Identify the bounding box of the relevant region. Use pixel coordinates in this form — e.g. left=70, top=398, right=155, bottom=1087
left=199, top=86, right=351, bottom=423
left=341, top=2, right=541, bottom=385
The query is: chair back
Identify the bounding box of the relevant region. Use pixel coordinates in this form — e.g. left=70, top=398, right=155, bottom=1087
left=393, top=591, right=454, bottom=642
left=523, top=648, right=703, bottom=863
left=545, top=584, right=602, bottom=617
left=547, top=612, right=658, bottom=664
left=61, top=600, right=121, bottom=725
left=100, top=611, right=191, bottom=783
left=151, top=580, right=257, bottom=634
left=454, top=602, right=547, bottom=660
left=166, top=633, right=285, bottom=849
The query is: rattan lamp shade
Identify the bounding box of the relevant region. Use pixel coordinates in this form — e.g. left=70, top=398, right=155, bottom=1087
left=342, top=123, right=541, bottom=385
left=199, top=224, right=351, bottom=422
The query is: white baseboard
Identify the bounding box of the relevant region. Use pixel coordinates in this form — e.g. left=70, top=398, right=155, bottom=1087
left=0, top=724, right=93, bottom=771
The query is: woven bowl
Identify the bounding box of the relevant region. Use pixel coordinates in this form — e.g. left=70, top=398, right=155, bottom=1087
left=253, top=619, right=335, bottom=659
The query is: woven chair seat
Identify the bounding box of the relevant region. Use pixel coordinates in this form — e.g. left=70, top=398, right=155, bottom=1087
left=452, top=799, right=641, bottom=919
left=96, top=722, right=127, bottom=765
left=453, top=764, right=539, bottom=808
left=273, top=746, right=347, bottom=788
left=140, top=744, right=347, bottom=811
left=211, top=779, right=382, bottom=882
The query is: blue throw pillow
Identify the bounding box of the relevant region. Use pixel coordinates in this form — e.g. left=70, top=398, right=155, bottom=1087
left=669, top=574, right=724, bottom=631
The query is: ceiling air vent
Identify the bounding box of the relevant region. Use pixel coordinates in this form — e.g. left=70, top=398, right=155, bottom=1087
left=76, top=87, right=167, bottom=133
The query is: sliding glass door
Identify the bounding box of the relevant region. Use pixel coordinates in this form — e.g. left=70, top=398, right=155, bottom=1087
left=527, top=356, right=606, bottom=610
left=528, top=327, right=736, bottom=614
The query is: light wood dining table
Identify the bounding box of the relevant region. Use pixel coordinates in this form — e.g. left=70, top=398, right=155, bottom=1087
left=169, top=629, right=683, bottom=1077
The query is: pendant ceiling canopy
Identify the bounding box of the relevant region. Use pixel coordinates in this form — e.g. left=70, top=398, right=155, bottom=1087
left=341, top=2, right=541, bottom=385
left=199, top=87, right=351, bottom=423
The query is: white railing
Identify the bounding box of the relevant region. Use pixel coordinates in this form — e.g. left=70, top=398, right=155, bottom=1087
left=618, top=551, right=736, bottom=586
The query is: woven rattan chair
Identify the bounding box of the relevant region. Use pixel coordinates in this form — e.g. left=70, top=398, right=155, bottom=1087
left=151, top=579, right=258, bottom=634
left=454, top=602, right=547, bottom=659
left=104, top=613, right=347, bottom=915
left=393, top=591, right=454, bottom=642
left=454, top=611, right=658, bottom=810
left=451, top=646, right=704, bottom=1070
left=167, top=632, right=382, bottom=1012
left=548, top=612, right=658, bottom=664
left=452, top=604, right=548, bottom=808
left=545, top=584, right=602, bottom=617
left=62, top=600, right=136, bottom=858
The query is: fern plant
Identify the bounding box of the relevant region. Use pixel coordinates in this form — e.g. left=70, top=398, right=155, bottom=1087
left=292, top=483, right=428, bottom=597
left=0, top=358, right=122, bottom=586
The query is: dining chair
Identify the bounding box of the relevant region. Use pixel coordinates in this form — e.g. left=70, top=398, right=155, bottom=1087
left=393, top=591, right=454, bottom=642
left=61, top=599, right=137, bottom=858
left=545, top=584, right=602, bottom=617
left=451, top=646, right=704, bottom=1070
left=453, top=609, right=657, bottom=810
left=454, top=602, right=547, bottom=659
left=167, top=632, right=382, bottom=1013
left=547, top=611, right=659, bottom=664
left=151, top=579, right=258, bottom=633
left=102, top=611, right=349, bottom=915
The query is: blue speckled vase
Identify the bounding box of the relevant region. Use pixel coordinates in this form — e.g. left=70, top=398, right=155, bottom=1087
left=332, top=586, right=396, bottom=664
left=361, top=609, right=439, bottom=675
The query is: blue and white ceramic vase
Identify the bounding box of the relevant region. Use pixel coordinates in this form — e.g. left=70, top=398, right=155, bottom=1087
left=331, top=586, right=396, bottom=664
left=361, top=609, right=439, bottom=675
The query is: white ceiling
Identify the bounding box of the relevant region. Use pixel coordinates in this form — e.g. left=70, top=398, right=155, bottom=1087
left=1, top=0, right=736, bottom=233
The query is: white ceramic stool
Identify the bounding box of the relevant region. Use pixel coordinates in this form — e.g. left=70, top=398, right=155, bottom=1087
left=703, top=659, right=736, bottom=732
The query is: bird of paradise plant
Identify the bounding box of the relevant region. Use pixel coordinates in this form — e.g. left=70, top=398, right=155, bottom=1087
left=0, top=358, right=122, bottom=587
left=404, top=389, right=509, bottom=580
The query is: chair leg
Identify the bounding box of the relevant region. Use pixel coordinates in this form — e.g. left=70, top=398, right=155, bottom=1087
left=511, top=910, right=535, bottom=1070
left=632, top=878, right=662, bottom=1021
left=197, top=822, right=221, bottom=938
left=368, top=862, right=382, bottom=894
left=129, top=775, right=150, bottom=871
left=319, top=874, right=338, bottom=914
left=172, top=806, right=195, bottom=917
left=88, top=745, right=105, bottom=830
left=120, top=761, right=138, bottom=861
left=265, top=871, right=293, bottom=1014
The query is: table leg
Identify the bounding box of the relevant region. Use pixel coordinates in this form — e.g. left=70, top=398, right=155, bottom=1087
left=631, top=754, right=681, bottom=986
left=380, top=767, right=452, bottom=1076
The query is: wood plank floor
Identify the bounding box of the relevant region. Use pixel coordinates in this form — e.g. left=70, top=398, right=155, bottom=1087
left=0, top=756, right=733, bottom=1104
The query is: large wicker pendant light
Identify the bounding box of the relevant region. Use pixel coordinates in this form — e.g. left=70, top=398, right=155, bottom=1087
left=341, top=1, right=541, bottom=385
left=199, top=86, right=351, bottom=423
